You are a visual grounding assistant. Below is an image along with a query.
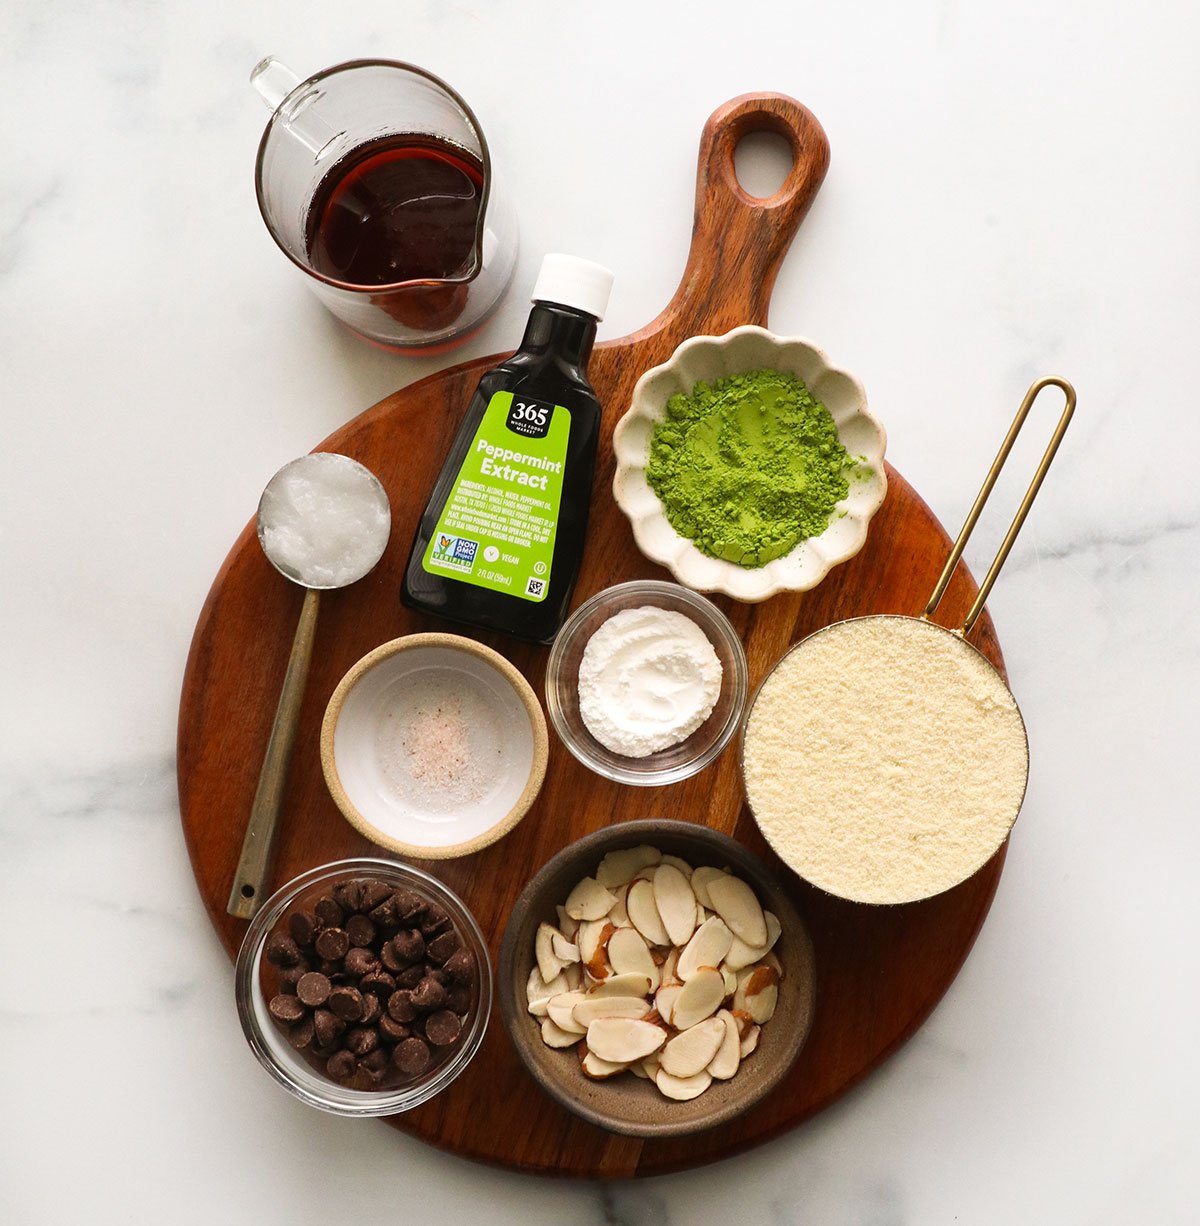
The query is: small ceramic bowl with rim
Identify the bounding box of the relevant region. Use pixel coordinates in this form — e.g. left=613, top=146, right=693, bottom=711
left=612, top=324, right=888, bottom=602
left=321, top=633, right=548, bottom=859
left=235, top=857, right=492, bottom=1116
left=544, top=580, right=748, bottom=787
left=497, top=819, right=816, bottom=1138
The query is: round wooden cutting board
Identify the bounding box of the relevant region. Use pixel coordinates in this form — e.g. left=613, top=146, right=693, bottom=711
left=179, top=94, right=1010, bottom=1177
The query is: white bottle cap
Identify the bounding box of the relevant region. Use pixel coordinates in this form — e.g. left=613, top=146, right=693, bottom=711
left=530, top=253, right=614, bottom=321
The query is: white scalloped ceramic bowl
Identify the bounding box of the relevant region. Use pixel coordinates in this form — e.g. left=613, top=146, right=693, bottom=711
left=612, top=326, right=888, bottom=602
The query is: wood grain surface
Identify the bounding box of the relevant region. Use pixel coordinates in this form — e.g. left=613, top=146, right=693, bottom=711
left=178, top=94, right=1009, bottom=1177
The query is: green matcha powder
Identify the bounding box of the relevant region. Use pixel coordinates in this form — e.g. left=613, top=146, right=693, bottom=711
left=646, top=369, right=863, bottom=568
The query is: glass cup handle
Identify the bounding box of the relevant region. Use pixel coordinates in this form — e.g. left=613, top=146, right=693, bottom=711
left=251, top=57, right=301, bottom=111
left=250, top=57, right=339, bottom=157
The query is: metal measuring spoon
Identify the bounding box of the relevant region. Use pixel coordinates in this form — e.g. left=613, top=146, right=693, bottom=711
left=227, top=453, right=391, bottom=919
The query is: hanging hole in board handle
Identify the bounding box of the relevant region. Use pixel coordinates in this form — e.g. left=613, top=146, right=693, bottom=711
left=924, top=376, right=1077, bottom=638
left=699, top=93, right=830, bottom=226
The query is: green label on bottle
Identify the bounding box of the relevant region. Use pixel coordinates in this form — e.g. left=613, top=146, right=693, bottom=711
left=422, top=390, right=570, bottom=602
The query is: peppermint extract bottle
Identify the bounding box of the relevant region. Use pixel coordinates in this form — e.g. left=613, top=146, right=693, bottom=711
left=402, top=254, right=614, bottom=642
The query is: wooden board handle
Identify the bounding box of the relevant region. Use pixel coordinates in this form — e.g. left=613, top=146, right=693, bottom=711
left=649, top=93, right=830, bottom=344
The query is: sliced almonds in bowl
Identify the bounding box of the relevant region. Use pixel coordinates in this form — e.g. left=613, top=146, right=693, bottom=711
left=499, top=821, right=816, bottom=1135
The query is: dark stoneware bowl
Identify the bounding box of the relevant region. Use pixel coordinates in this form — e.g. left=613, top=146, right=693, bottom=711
left=497, top=820, right=816, bottom=1138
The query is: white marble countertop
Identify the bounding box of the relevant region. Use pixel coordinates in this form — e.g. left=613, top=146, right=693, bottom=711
left=3, top=1, right=1197, bottom=1221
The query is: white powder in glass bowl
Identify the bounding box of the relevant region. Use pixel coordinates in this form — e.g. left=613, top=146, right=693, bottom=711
left=742, top=615, right=1029, bottom=905
left=577, top=606, right=723, bottom=758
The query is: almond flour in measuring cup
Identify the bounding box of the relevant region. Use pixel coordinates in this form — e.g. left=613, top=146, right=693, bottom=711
left=577, top=607, right=722, bottom=757
left=742, top=616, right=1028, bottom=905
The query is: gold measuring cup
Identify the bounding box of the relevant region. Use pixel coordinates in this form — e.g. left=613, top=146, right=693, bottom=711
left=742, top=376, right=1077, bottom=904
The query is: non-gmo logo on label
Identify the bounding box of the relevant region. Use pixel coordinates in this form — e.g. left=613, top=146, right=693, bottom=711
left=506, top=397, right=553, bottom=439
left=430, top=534, right=479, bottom=572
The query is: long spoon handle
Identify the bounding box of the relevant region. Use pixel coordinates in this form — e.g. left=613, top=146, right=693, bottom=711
left=226, top=586, right=321, bottom=918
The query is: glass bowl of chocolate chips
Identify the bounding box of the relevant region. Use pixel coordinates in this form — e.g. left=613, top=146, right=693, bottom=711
left=235, top=857, right=492, bottom=1115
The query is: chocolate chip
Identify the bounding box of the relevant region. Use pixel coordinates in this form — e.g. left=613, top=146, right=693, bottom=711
left=387, top=990, right=418, bottom=1023
left=393, top=964, right=425, bottom=989
left=287, top=1016, right=315, bottom=1050
left=315, top=927, right=350, bottom=961
left=317, top=958, right=346, bottom=980
left=343, top=947, right=378, bottom=978
left=333, top=880, right=364, bottom=913
left=265, top=933, right=302, bottom=968
left=268, top=994, right=307, bottom=1024
left=313, top=1009, right=345, bottom=1048
left=392, top=929, right=425, bottom=963
left=288, top=909, right=321, bottom=947
left=345, top=1027, right=379, bottom=1056
left=360, top=1047, right=390, bottom=1081
left=379, top=1015, right=410, bottom=1044
left=446, top=985, right=472, bottom=1015
left=419, top=904, right=451, bottom=937
left=394, top=1037, right=431, bottom=1076
left=394, top=890, right=425, bottom=921
left=443, top=948, right=475, bottom=985
left=296, top=972, right=332, bottom=1008
left=278, top=961, right=310, bottom=991
left=328, top=986, right=365, bottom=1021
left=426, top=930, right=460, bottom=964
left=327, top=1050, right=357, bottom=1081
left=369, top=897, right=401, bottom=930
left=423, top=1009, right=462, bottom=1047
left=359, top=971, right=396, bottom=998
left=429, top=968, right=451, bottom=987
left=411, top=976, right=448, bottom=1012
left=379, top=940, right=404, bottom=973
left=360, top=994, right=382, bottom=1026
left=313, top=896, right=345, bottom=928
left=358, top=880, right=392, bottom=911
left=346, top=914, right=376, bottom=948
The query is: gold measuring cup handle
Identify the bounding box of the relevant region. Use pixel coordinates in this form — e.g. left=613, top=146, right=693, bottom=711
left=227, top=586, right=321, bottom=919
left=924, top=376, right=1077, bottom=636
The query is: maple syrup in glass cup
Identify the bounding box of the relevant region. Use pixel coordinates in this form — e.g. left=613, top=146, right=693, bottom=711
left=252, top=57, right=518, bottom=352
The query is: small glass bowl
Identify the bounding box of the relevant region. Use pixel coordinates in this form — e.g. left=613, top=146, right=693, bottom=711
left=545, top=580, right=748, bottom=786
left=234, top=857, right=492, bottom=1116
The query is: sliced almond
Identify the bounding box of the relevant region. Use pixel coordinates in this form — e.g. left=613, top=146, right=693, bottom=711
left=641, top=1054, right=661, bottom=1079
left=573, top=995, right=651, bottom=1026
left=655, top=982, right=682, bottom=1021
left=659, top=853, right=693, bottom=879
left=551, top=933, right=580, bottom=964
left=586, top=1018, right=667, bottom=1064
left=626, top=878, right=670, bottom=947
left=527, top=966, right=568, bottom=1015
left=655, top=1067, right=712, bottom=1101
left=609, top=884, right=631, bottom=928
left=670, top=967, right=725, bottom=1029
left=541, top=1017, right=581, bottom=1048
left=632, top=865, right=659, bottom=883
left=587, top=972, right=653, bottom=998
left=720, top=966, right=738, bottom=999
left=738, top=1023, right=761, bottom=1058
left=729, top=1008, right=755, bottom=1039
left=580, top=1048, right=628, bottom=1079
left=595, top=845, right=662, bottom=888
left=564, top=876, right=617, bottom=922
left=653, top=864, right=698, bottom=946
left=689, top=865, right=729, bottom=909
left=660, top=946, right=680, bottom=983
left=563, top=962, right=583, bottom=991
left=546, top=991, right=589, bottom=1034
left=607, top=926, right=662, bottom=991
left=705, top=875, right=766, bottom=947
left=759, top=948, right=783, bottom=980
left=576, top=919, right=609, bottom=966
left=555, top=905, right=580, bottom=941
left=629, top=1061, right=650, bottom=1079
left=676, top=916, right=734, bottom=980
left=535, top=923, right=567, bottom=983
left=708, top=1010, right=741, bottom=1080
left=584, top=921, right=617, bottom=980
left=659, top=1017, right=726, bottom=1078
left=742, top=966, right=779, bottom=1024
left=723, top=910, right=783, bottom=971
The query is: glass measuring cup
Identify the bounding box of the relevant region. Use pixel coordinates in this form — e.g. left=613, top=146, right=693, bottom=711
left=252, top=57, right=518, bottom=352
